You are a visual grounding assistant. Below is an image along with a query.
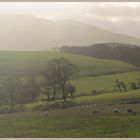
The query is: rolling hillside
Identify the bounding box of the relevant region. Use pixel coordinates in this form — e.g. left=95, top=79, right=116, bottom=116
left=0, top=51, right=135, bottom=77
left=72, top=71, right=140, bottom=93
left=1, top=15, right=140, bottom=50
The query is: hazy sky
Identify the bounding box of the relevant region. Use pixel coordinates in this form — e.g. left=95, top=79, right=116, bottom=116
left=0, top=2, right=140, bottom=38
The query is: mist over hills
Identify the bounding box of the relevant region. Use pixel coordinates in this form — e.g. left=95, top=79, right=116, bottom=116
left=0, top=15, right=140, bottom=51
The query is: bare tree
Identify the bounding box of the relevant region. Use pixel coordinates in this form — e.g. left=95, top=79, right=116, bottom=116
left=43, top=57, right=78, bottom=101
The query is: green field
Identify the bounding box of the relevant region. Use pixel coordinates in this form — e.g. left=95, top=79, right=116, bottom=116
left=0, top=51, right=135, bottom=77
left=0, top=50, right=139, bottom=137
left=0, top=103, right=140, bottom=137
left=72, top=89, right=140, bottom=106
left=72, top=71, right=140, bottom=93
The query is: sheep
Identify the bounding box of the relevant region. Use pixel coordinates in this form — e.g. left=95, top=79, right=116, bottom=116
left=112, top=108, right=120, bottom=114
left=92, top=110, right=99, bottom=115
left=126, top=108, right=136, bottom=115
left=45, top=113, right=48, bottom=117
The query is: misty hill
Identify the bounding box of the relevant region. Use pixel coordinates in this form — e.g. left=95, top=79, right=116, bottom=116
left=60, top=43, right=140, bottom=67
left=0, top=51, right=135, bottom=77
left=1, top=15, right=140, bottom=50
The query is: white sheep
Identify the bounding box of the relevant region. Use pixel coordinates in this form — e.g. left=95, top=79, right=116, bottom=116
left=112, top=108, right=120, bottom=114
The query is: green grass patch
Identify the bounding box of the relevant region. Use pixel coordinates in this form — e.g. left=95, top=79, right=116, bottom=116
left=0, top=51, right=135, bottom=77
left=72, top=89, right=140, bottom=105
left=72, top=71, right=140, bottom=93
left=0, top=104, right=140, bottom=137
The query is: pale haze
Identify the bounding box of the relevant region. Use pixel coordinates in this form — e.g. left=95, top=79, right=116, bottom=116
left=0, top=2, right=140, bottom=50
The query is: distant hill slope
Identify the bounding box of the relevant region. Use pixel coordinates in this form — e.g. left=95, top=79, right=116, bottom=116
left=1, top=15, right=140, bottom=50
left=0, top=51, right=135, bottom=77
left=60, top=43, right=140, bottom=67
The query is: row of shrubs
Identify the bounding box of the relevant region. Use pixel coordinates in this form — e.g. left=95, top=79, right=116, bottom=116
left=74, top=89, right=122, bottom=97
left=33, top=101, right=75, bottom=111
left=0, top=101, right=75, bottom=113
left=0, top=104, right=26, bottom=114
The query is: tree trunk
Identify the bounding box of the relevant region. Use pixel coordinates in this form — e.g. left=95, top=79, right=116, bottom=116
left=62, top=82, right=66, bottom=101
left=52, top=87, right=56, bottom=100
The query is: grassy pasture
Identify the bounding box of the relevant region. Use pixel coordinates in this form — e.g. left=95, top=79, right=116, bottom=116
left=72, top=89, right=140, bottom=106
left=0, top=51, right=139, bottom=137
left=0, top=74, right=139, bottom=137
left=0, top=103, right=139, bottom=137
left=72, top=71, right=140, bottom=93
left=0, top=51, right=135, bottom=77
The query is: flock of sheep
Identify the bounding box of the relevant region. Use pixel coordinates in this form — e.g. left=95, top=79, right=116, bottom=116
left=92, top=108, right=137, bottom=115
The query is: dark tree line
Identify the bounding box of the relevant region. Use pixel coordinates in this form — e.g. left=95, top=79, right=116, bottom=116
left=0, top=77, right=39, bottom=110
left=60, top=43, right=140, bottom=67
